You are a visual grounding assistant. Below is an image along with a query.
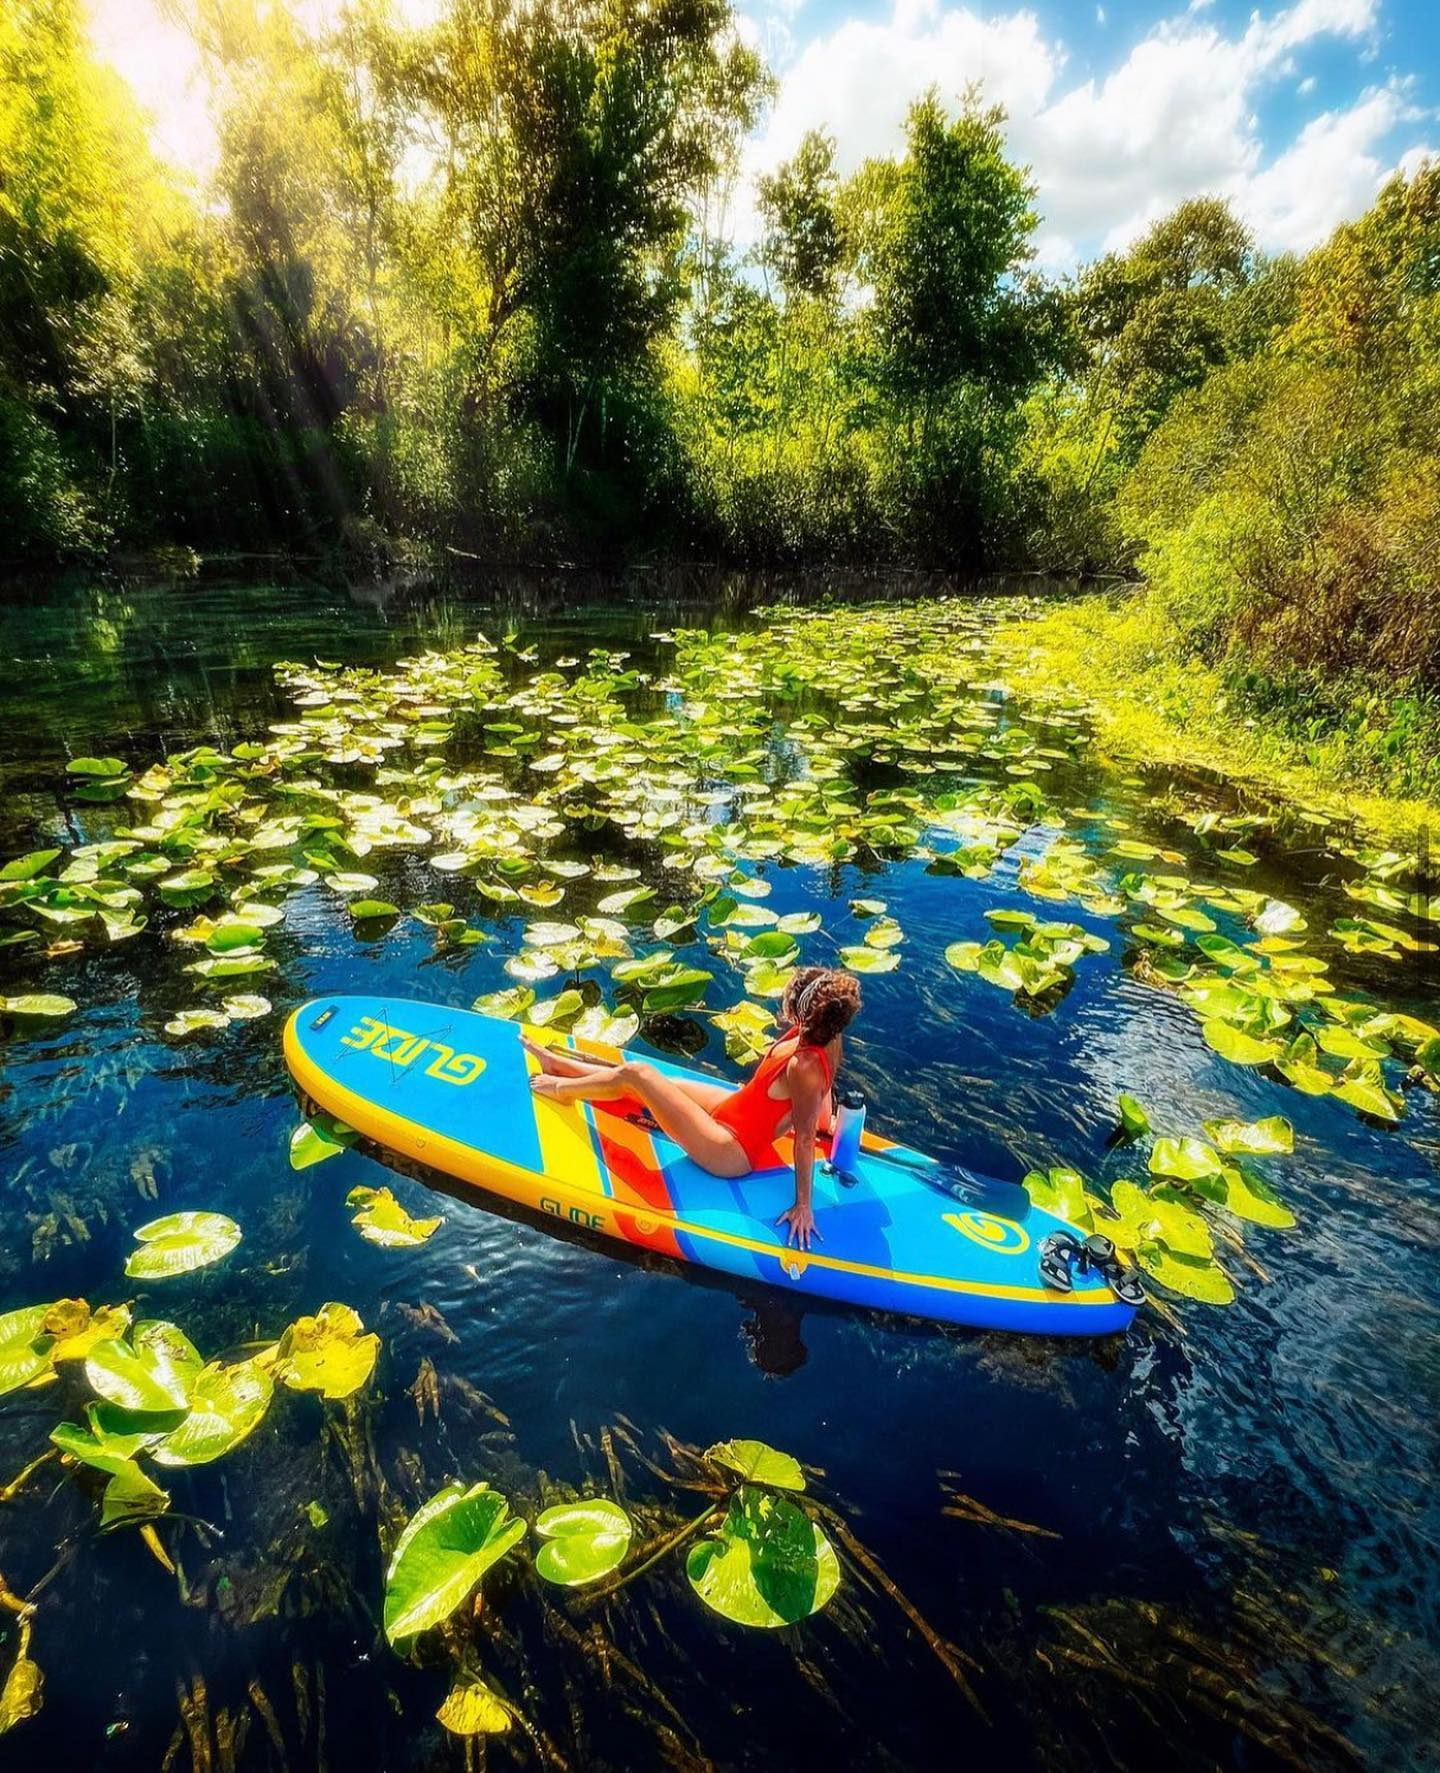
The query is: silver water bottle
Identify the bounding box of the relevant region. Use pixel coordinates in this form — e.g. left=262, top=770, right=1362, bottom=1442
left=827, top=1091, right=866, bottom=1179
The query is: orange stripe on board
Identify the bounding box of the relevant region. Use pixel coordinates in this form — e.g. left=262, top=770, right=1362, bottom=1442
left=592, top=1112, right=684, bottom=1260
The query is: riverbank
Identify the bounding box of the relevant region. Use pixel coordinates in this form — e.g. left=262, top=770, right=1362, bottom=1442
left=988, top=589, right=1440, bottom=854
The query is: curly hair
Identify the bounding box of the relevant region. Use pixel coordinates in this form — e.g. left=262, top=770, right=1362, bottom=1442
left=783, top=966, right=862, bottom=1047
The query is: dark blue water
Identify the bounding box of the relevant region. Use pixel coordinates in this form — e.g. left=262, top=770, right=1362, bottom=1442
left=0, top=572, right=1437, bottom=1773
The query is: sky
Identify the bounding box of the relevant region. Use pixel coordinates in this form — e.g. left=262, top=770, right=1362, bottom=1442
left=88, top=0, right=1440, bottom=267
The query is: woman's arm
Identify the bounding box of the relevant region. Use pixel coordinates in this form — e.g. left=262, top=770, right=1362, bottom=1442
left=776, top=1054, right=826, bottom=1251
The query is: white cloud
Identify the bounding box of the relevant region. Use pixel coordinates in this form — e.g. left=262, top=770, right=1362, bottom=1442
left=737, top=0, right=1415, bottom=264
left=1236, top=83, right=1432, bottom=250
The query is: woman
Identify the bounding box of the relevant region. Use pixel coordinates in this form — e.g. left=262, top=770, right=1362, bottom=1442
left=523, top=967, right=861, bottom=1251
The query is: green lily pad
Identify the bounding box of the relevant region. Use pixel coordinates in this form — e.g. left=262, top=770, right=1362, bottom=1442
left=86, top=1321, right=202, bottom=1415
left=570, top=1004, right=640, bottom=1046
left=436, top=1673, right=511, bottom=1736
left=222, top=993, right=272, bottom=1020
left=1332, top=1074, right=1402, bottom=1122
left=686, top=1487, right=839, bottom=1628
left=0, top=848, right=62, bottom=881
left=151, top=1359, right=273, bottom=1467
left=1148, top=1137, right=1223, bottom=1183
left=1217, top=1165, right=1296, bottom=1229
left=273, top=1301, right=379, bottom=1399
left=534, top=1498, right=633, bottom=1585
left=0, top=1305, right=54, bottom=1397
left=100, top=1459, right=171, bottom=1530
left=1108, top=1180, right=1213, bottom=1260
left=51, top=1403, right=165, bottom=1472
left=838, top=944, right=899, bottom=973
left=1135, top=1245, right=1236, bottom=1305
left=124, top=1212, right=242, bottom=1280
left=163, top=1014, right=230, bottom=1035
left=2, top=994, right=77, bottom=1019
left=706, top=1438, right=806, bottom=1491
left=346, top=1185, right=443, bottom=1248
left=1117, top=1093, right=1152, bottom=1138
left=1023, top=1167, right=1093, bottom=1229
left=1202, top=1020, right=1281, bottom=1066
left=66, top=756, right=129, bottom=778
left=348, top=898, right=399, bottom=920
left=289, top=1118, right=354, bottom=1170
left=1203, top=1116, right=1294, bottom=1156
left=383, top=1482, right=527, bottom=1643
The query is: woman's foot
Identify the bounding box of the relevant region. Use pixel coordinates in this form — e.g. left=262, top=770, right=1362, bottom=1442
left=530, top=1071, right=584, bottom=1103
left=520, top=1033, right=570, bottom=1075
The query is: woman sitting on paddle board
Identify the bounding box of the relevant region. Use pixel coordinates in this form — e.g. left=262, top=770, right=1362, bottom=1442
left=524, top=967, right=861, bottom=1251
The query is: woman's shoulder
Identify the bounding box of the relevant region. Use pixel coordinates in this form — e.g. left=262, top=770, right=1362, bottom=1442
left=786, top=1042, right=834, bottom=1086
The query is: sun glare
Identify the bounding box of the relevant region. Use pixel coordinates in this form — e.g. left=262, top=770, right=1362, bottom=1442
left=85, top=0, right=217, bottom=179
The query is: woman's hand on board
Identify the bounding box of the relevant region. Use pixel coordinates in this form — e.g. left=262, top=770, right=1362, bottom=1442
left=777, top=1200, right=820, bottom=1250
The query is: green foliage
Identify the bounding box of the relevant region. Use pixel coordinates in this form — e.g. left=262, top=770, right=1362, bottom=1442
left=686, top=1487, right=840, bottom=1628
left=383, top=1482, right=527, bottom=1642
left=533, top=1499, right=633, bottom=1584
left=123, top=1212, right=243, bottom=1280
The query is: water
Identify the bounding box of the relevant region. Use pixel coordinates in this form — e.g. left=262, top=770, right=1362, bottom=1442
left=0, top=570, right=1437, bottom=1773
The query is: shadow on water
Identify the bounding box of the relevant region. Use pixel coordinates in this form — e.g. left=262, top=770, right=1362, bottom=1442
left=0, top=568, right=1436, bottom=1772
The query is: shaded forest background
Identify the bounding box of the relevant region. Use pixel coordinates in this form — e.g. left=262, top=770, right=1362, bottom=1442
left=3, top=0, right=1440, bottom=713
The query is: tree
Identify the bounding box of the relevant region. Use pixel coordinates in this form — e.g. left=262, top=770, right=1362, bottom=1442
left=869, top=91, right=1054, bottom=430
left=757, top=130, right=842, bottom=305
left=1077, top=197, right=1259, bottom=455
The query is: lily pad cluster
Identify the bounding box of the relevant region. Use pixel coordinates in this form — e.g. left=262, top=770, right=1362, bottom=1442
left=1029, top=1105, right=1302, bottom=1305
left=0, top=1283, right=380, bottom=1532
left=4, top=604, right=1434, bottom=1139
left=946, top=909, right=1110, bottom=1004
left=379, top=1434, right=837, bottom=1739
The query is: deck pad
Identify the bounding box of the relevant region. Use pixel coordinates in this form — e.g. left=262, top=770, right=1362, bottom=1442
left=284, top=997, right=1134, bottom=1336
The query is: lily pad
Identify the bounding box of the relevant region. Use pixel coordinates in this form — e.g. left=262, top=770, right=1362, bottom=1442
left=2, top=994, right=77, bottom=1019
left=534, top=1498, right=634, bottom=1585
left=348, top=898, right=399, bottom=920
left=1022, top=1167, right=1092, bottom=1229
left=1, top=848, right=62, bottom=881
left=346, top=1185, right=443, bottom=1248
left=706, top=1438, right=806, bottom=1491
left=164, top=1008, right=232, bottom=1036
left=0, top=1305, right=54, bottom=1397
left=1202, top=1020, right=1281, bottom=1066
left=838, top=944, right=900, bottom=973
left=100, top=1459, right=171, bottom=1529
left=152, top=1359, right=273, bottom=1467
left=66, top=755, right=128, bottom=778
left=1136, top=1245, right=1236, bottom=1305
left=686, top=1488, right=839, bottom=1628
left=289, top=1118, right=354, bottom=1170
left=85, top=1322, right=202, bottom=1415
left=436, top=1673, right=511, bottom=1737
left=1117, top=1093, right=1152, bottom=1139
left=51, top=1404, right=164, bottom=1473
left=384, top=1482, right=527, bottom=1643
left=1217, top=1164, right=1296, bottom=1229
left=1148, top=1137, right=1222, bottom=1183
left=1203, top=1116, right=1294, bottom=1156
left=273, top=1302, right=379, bottom=1399
left=124, top=1212, right=242, bottom=1280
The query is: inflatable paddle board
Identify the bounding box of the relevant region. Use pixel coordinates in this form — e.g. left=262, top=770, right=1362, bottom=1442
left=284, top=996, right=1135, bottom=1336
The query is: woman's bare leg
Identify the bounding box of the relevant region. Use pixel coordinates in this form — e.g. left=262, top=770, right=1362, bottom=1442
left=531, top=1061, right=750, bottom=1177
left=521, top=1035, right=733, bottom=1114
left=520, top=1034, right=617, bottom=1081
